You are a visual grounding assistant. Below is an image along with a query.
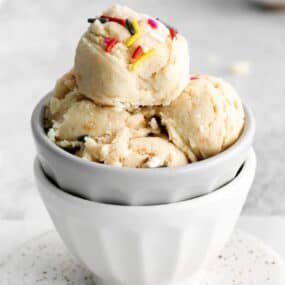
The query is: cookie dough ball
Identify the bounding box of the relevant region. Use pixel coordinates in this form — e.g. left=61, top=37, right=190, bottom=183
left=74, top=4, right=189, bottom=108
left=159, top=75, right=245, bottom=161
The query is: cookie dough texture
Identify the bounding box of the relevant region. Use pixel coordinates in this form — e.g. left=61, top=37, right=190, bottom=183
left=45, top=5, right=245, bottom=168
left=159, top=75, right=245, bottom=161
left=46, top=71, right=188, bottom=168
left=74, top=4, right=189, bottom=108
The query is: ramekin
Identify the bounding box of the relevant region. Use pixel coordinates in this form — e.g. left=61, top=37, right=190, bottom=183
left=31, top=93, right=255, bottom=205
left=34, top=149, right=256, bottom=285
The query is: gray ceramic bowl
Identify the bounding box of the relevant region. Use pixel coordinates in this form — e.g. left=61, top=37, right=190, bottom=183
left=31, top=93, right=255, bottom=205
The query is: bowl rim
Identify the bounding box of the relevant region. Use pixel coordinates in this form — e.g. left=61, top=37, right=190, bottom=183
left=31, top=93, right=255, bottom=176
left=34, top=148, right=256, bottom=210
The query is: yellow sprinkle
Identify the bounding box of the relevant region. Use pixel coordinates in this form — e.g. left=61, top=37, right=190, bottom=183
left=130, top=48, right=156, bottom=71
left=126, top=33, right=140, bottom=47
left=132, top=20, right=140, bottom=33
left=126, top=20, right=140, bottom=47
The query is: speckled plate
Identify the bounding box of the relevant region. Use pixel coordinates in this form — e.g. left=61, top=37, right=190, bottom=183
left=0, top=230, right=284, bottom=285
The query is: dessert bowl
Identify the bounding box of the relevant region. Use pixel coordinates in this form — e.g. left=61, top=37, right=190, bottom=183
left=31, top=93, right=255, bottom=205
left=34, top=149, right=256, bottom=285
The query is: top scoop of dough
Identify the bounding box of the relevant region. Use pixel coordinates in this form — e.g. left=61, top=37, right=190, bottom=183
left=74, top=4, right=189, bottom=108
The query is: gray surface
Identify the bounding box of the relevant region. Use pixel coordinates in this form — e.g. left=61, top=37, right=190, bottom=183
left=0, top=0, right=284, bottom=214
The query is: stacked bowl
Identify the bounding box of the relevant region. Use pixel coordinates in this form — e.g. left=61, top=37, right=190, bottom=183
left=31, top=4, right=256, bottom=285
left=32, top=95, right=255, bottom=285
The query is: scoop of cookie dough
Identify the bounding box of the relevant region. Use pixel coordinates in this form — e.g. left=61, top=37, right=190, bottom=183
left=45, top=71, right=188, bottom=168
left=159, top=75, right=245, bottom=161
left=74, top=4, right=189, bottom=108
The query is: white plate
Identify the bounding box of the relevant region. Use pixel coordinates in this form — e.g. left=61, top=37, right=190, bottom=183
left=0, top=230, right=285, bottom=285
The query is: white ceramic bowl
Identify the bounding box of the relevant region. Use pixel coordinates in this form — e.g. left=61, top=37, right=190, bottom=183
left=34, top=149, right=256, bottom=285
left=31, top=94, right=255, bottom=205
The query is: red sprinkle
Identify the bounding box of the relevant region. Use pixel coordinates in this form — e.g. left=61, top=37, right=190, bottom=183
left=104, top=37, right=112, bottom=45
left=147, top=18, right=158, bottom=29
left=190, top=76, right=199, bottom=80
left=101, top=15, right=126, bottom=26
left=131, top=46, right=143, bottom=60
left=105, top=38, right=118, bottom=53
left=169, top=27, right=177, bottom=40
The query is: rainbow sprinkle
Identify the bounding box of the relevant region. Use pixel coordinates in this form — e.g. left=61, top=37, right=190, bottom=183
left=126, top=20, right=140, bottom=47
left=147, top=18, right=158, bottom=29
left=105, top=38, right=118, bottom=53
left=130, top=48, right=156, bottom=71
left=101, top=15, right=126, bottom=26
left=88, top=17, right=109, bottom=24
left=132, top=45, right=143, bottom=60
left=104, top=37, right=113, bottom=45
left=87, top=18, right=96, bottom=23
left=126, top=19, right=135, bottom=35
left=169, top=27, right=177, bottom=40
left=91, top=14, right=177, bottom=71
left=156, top=18, right=171, bottom=29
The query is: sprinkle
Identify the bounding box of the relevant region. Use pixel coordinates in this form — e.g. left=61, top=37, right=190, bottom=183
left=104, top=37, right=112, bottom=45
left=105, top=38, right=118, bottom=53
left=156, top=18, right=179, bottom=34
left=99, top=18, right=109, bottom=24
left=101, top=15, right=126, bottom=26
left=169, top=27, right=177, bottom=40
left=87, top=18, right=96, bottom=23
left=87, top=17, right=108, bottom=24
left=130, top=48, right=156, bottom=71
left=126, top=33, right=140, bottom=47
left=126, top=19, right=135, bottom=35
left=131, top=46, right=143, bottom=60
left=156, top=17, right=170, bottom=28
left=147, top=18, right=158, bottom=29
left=190, top=76, right=199, bottom=80
left=126, top=20, right=140, bottom=47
